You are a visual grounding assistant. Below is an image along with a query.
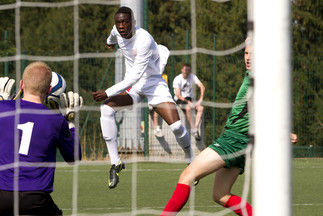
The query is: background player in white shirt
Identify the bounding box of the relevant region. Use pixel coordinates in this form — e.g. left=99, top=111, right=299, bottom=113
left=92, top=6, right=194, bottom=189
left=173, top=63, right=205, bottom=141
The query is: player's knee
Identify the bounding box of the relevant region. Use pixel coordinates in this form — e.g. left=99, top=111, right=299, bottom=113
left=100, top=105, right=116, bottom=141
left=100, top=105, right=115, bottom=118
left=197, top=105, right=204, bottom=113
left=185, top=107, right=192, bottom=115
left=170, top=120, right=186, bottom=138
left=178, top=167, right=193, bottom=185
left=101, top=126, right=117, bottom=142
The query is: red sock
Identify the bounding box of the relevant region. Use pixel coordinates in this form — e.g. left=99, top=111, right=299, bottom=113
left=224, top=195, right=252, bottom=216
left=161, top=183, right=191, bottom=216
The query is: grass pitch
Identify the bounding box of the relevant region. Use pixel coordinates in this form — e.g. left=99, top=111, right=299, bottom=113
left=52, top=159, right=323, bottom=215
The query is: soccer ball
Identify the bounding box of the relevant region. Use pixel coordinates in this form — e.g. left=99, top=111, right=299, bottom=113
left=44, top=72, right=67, bottom=109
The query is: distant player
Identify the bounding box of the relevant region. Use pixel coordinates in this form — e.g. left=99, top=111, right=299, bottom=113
left=92, top=6, right=194, bottom=189
left=0, top=62, right=82, bottom=215
left=161, top=38, right=253, bottom=216
left=173, top=63, right=205, bottom=141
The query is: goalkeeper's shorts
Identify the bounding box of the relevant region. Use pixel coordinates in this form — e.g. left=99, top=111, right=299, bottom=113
left=126, top=74, right=175, bottom=106
left=0, top=190, right=62, bottom=215
left=208, top=129, right=249, bottom=174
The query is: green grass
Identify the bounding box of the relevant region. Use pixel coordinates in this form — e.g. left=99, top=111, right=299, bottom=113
left=52, top=159, right=323, bottom=215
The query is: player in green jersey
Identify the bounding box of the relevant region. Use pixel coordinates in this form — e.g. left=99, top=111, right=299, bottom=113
left=161, top=38, right=253, bottom=216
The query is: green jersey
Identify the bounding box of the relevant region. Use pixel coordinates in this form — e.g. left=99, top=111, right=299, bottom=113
left=208, top=70, right=250, bottom=172
left=224, top=70, right=249, bottom=135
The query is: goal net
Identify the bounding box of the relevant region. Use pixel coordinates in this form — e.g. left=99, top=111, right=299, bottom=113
left=0, top=0, right=292, bottom=215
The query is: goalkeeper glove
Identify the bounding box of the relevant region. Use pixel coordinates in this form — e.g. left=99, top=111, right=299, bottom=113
left=60, top=91, right=83, bottom=128
left=0, top=77, right=15, bottom=100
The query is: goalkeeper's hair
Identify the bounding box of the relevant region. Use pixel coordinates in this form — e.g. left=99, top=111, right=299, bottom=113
left=23, top=61, right=52, bottom=96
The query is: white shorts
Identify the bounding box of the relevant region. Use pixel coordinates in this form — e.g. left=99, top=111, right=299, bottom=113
left=126, top=75, right=175, bottom=106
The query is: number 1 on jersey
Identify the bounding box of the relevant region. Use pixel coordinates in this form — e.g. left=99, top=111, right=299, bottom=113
left=17, top=122, right=34, bottom=155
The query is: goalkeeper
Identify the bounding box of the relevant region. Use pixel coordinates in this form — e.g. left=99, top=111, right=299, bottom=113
left=0, top=61, right=83, bottom=215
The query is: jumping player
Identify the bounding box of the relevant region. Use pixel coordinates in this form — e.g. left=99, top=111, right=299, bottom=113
left=92, top=6, right=194, bottom=189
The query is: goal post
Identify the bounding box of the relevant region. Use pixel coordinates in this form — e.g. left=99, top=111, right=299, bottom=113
left=253, top=0, right=292, bottom=215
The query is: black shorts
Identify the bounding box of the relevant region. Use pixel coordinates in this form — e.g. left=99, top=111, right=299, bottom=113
left=0, top=190, right=62, bottom=216
left=175, top=97, right=192, bottom=110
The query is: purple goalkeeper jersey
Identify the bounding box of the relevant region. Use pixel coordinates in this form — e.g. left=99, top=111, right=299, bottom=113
left=0, top=100, right=81, bottom=192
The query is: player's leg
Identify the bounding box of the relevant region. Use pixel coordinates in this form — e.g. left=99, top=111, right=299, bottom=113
left=194, top=104, right=204, bottom=129
left=213, top=168, right=252, bottom=216
left=161, top=148, right=226, bottom=215
left=154, top=102, right=194, bottom=163
left=0, top=190, right=13, bottom=215
left=19, top=191, right=62, bottom=215
left=184, top=103, right=193, bottom=129
left=179, top=147, right=226, bottom=185
left=193, top=104, right=204, bottom=141
left=153, top=111, right=163, bottom=137
left=100, top=91, right=133, bottom=189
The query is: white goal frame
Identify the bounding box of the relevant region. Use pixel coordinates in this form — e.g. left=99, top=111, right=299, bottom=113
left=0, top=0, right=293, bottom=215
left=252, top=0, right=292, bottom=215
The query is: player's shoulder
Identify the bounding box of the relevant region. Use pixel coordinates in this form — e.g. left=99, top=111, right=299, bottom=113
left=0, top=99, right=14, bottom=105
left=136, top=27, right=149, bottom=35
left=173, top=74, right=181, bottom=81
left=173, top=74, right=182, bottom=84
left=0, top=100, right=65, bottom=122
left=189, top=73, right=196, bottom=78
left=21, top=100, right=65, bottom=119
left=111, top=25, right=118, bottom=33
left=108, top=25, right=119, bottom=38
left=136, top=27, right=154, bottom=42
left=191, top=73, right=199, bottom=80
left=0, top=100, right=15, bottom=111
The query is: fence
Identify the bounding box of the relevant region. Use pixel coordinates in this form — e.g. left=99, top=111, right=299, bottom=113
left=293, top=145, right=323, bottom=158
left=1, top=33, right=322, bottom=160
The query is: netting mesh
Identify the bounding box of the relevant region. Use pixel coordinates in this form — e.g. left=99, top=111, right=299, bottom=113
left=0, top=1, right=253, bottom=215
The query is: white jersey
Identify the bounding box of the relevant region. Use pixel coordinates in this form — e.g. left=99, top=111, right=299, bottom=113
left=173, top=73, right=201, bottom=101
left=105, top=26, right=169, bottom=97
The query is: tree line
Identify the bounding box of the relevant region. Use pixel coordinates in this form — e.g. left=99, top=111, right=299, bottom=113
left=0, top=0, right=322, bottom=148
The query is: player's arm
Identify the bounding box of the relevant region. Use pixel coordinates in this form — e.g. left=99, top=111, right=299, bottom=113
left=174, top=87, right=190, bottom=105
left=95, top=40, right=152, bottom=100
left=92, top=90, right=108, bottom=102
left=57, top=91, right=83, bottom=163
left=57, top=122, right=82, bottom=163
left=107, top=44, right=115, bottom=49
left=291, top=133, right=298, bottom=144
left=91, top=77, right=136, bottom=101
left=196, top=81, right=205, bottom=106
left=106, top=26, right=118, bottom=50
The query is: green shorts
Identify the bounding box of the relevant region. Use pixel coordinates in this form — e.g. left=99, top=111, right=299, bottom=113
left=208, top=129, right=249, bottom=174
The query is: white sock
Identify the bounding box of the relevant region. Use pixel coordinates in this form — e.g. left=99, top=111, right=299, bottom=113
left=100, top=105, right=120, bottom=165
left=170, top=121, right=194, bottom=163
left=191, top=128, right=198, bottom=133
